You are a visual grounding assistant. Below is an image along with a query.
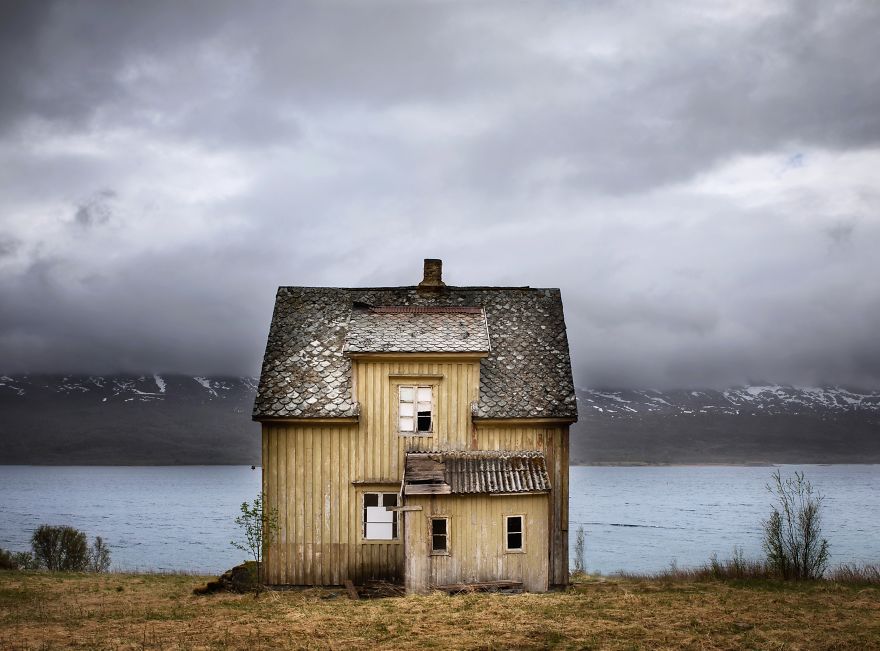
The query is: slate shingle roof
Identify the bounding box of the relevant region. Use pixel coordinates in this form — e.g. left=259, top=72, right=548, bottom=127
left=253, top=285, right=577, bottom=420
left=404, top=450, right=551, bottom=495
left=345, top=307, right=490, bottom=354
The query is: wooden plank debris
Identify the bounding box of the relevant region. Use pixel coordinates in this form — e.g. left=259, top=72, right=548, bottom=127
left=434, top=580, right=524, bottom=594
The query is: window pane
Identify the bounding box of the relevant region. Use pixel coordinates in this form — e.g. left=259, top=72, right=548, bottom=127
left=507, top=532, right=522, bottom=550
left=417, top=387, right=432, bottom=402
left=366, top=522, right=393, bottom=539
left=399, top=402, right=414, bottom=417
left=432, top=534, right=447, bottom=551
left=364, top=493, right=378, bottom=508
left=399, top=416, right=414, bottom=432
left=417, top=412, right=432, bottom=432
left=382, top=493, right=398, bottom=507
left=507, top=516, right=522, bottom=533
left=366, top=506, right=393, bottom=523
left=399, top=387, right=414, bottom=402
left=431, top=519, right=447, bottom=535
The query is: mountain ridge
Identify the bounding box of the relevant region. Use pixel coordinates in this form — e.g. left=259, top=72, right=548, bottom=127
left=1, top=375, right=878, bottom=465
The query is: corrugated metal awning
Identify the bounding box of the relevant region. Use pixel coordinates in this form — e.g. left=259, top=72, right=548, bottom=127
left=404, top=450, right=551, bottom=495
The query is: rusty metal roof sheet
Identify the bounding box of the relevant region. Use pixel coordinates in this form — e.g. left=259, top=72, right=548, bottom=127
left=403, top=450, right=551, bottom=495
left=345, top=308, right=490, bottom=354
left=253, top=286, right=577, bottom=420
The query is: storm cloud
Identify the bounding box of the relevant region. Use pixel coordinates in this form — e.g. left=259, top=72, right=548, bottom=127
left=1, top=0, right=879, bottom=389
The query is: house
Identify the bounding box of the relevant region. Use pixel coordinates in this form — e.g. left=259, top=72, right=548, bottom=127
left=252, top=259, right=577, bottom=592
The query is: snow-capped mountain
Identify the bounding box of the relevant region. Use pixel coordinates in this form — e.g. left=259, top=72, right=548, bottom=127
left=1, top=376, right=878, bottom=465
left=0, top=375, right=261, bottom=465
left=578, top=386, right=880, bottom=417
left=0, top=374, right=258, bottom=403
left=572, top=386, right=880, bottom=465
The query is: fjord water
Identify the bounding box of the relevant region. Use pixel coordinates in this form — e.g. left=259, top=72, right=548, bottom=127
left=0, top=465, right=877, bottom=574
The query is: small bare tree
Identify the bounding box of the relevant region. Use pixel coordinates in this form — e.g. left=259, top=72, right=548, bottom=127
left=88, top=536, right=112, bottom=573
left=573, top=526, right=587, bottom=575
left=231, top=492, right=279, bottom=583
left=762, top=470, right=829, bottom=580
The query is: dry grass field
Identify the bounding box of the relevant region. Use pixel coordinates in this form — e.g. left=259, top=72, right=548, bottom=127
left=1, top=571, right=879, bottom=650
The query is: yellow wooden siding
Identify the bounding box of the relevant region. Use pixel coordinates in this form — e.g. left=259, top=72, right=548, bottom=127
left=263, top=356, right=570, bottom=587
left=473, top=424, right=570, bottom=586
left=404, top=494, right=549, bottom=593
left=354, top=358, right=481, bottom=474
left=262, top=423, right=403, bottom=585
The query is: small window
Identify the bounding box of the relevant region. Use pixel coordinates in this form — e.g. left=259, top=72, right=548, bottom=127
left=505, top=515, right=523, bottom=552
left=399, top=385, right=433, bottom=434
left=431, top=518, right=448, bottom=554
left=363, top=492, right=398, bottom=540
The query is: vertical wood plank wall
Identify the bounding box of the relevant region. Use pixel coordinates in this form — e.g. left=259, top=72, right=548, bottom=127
left=262, top=356, right=570, bottom=587
left=471, top=424, right=569, bottom=586
left=404, top=494, right=549, bottom=593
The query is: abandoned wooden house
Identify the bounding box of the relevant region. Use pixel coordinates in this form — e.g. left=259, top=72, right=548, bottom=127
left=253, top=259, right=577, bottom=593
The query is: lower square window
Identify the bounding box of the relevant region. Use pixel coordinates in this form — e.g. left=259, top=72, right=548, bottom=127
left=363, top=492, right=398, bottom=540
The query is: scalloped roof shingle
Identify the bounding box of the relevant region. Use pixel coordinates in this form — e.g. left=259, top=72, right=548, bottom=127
left=253, top=285, right=577, bottom=420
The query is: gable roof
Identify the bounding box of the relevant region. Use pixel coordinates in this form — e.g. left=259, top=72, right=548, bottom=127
left=403, top=450, right=551, bottom=495
left=345, top=306, right=490, bottom=354
left=253, top=285, right=577, bottom=420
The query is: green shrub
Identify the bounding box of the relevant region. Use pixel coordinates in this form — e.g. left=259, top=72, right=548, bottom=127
left=31, top=525, right=89, bottom=571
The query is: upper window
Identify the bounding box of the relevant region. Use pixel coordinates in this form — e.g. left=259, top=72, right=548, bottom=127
left=431, top=517, right=449, bottom=554
left=399, top=385, right=433, bottom=434
left=505, top=515, right=524, bottom=552
left=363, top=492, right=398, bottom=540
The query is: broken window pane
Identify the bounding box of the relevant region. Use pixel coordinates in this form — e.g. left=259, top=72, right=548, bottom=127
left=362, top=492, right=398, bottom=540
left=400, top=385, right=433, bottom=434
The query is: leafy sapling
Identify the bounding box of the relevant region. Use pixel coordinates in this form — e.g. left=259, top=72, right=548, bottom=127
left=231, top=492, right=279, bottom=583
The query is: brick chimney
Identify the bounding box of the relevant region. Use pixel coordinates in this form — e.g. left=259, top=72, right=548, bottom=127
left=418, top=258, right=445, bottom=289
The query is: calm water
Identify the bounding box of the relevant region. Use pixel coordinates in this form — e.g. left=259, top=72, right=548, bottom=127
left=0, top=465, right=877, bottom=574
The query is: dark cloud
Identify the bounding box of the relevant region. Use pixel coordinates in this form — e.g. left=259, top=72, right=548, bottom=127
left=0, top=0, right=879, bottom=388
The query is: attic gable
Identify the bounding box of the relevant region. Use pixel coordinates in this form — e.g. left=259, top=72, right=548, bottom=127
left=253, top=268, right=577, bottom=421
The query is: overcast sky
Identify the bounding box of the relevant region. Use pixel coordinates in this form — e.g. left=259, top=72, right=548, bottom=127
left=1, top=0, right=878, bottom=389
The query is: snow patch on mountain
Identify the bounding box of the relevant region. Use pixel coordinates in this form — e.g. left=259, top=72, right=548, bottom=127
left=579, top=386, right=880, bottom=418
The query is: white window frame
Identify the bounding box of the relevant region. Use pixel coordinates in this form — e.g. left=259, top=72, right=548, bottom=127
left=504, top=514, right=525, bottom=553
left=362, top=492, right=399, bottom=541
left=430, top=516, right=450, bottom=556
left=398, top=385, right=434, bottom=435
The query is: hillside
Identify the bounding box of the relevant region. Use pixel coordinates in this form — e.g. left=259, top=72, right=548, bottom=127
left=572, top=386, right=880, bottom=464
left=1, top=376, right=878, bottom=465
left=0, top=375, right=261, bottom=465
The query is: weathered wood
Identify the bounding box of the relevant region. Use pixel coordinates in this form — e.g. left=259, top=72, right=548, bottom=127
left=262, top=357, right=568, bottom=591
left=404, top=484, right=452, bottom=495
left=404, top=494, right=549, bottom=594
left=435, top=580, right=523, bottom=594
left=343, top=579, right=359, bottom=600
